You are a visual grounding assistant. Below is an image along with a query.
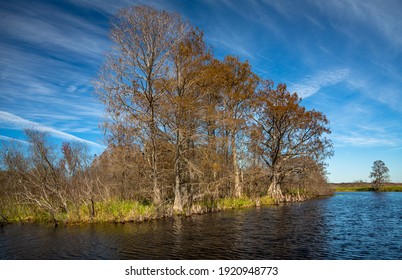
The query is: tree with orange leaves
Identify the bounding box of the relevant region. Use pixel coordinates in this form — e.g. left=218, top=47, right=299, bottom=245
left=250, top=80, right=333, bottom=200
left=217, top=56, right=259, bottom=198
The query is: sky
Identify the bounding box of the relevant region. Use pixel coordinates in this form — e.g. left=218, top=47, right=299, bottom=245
left=1, top=0, right=401, bottom=183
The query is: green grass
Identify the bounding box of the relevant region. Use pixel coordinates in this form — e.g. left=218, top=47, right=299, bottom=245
left=217, top=196, right=275, bottom=210
left=1, top=203, right=65, bottom=224
left=64, top=200, right=157, bottom=224
left=333, top=183, right=402, bottom=192
left=259, top=195, right=276, bottom=206
left=1, top=195, right=277, bottom=225
left=1, top=203, right=35, bottom=223
left=378, top=185, right=402, bottom=192
left=334, top=185, right=373, bottom=192
left=0, top=199, right=157, bottom=225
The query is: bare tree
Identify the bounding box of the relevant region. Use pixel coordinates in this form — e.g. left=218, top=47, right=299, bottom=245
left=0, top=130, right=100, bottom=225
left=94, top=5, right=190, bottom=204
left=59, top=142, right=101, bottom=218
left=1, top=130, right=68, bottom=225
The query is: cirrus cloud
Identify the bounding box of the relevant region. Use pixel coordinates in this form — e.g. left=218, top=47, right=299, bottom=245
left=0, top=111, right=104, bottom=148
left=289, top=68, right=350, bottom=98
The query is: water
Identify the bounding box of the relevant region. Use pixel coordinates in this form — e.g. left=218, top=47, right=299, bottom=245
left=1, top=192, right=401, bottom=259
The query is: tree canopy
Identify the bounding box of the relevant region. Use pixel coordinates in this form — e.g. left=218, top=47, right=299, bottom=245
left=93, top=5, right=333, bottom=205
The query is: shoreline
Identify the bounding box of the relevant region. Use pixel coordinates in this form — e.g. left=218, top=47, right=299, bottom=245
left=8, top=186, right=401, bottom=227
left=0, top=194, right=328, bottom=227
left=332, top=183, right=402, bottom=192
left=0, top=196, right=275, bottom=227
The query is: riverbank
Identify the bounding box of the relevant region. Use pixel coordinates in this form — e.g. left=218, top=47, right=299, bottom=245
left=0, top=196, right=277, bottom=226
left=3, top=192, right=401, bottom=260
left=331, top=183, right=402, bottom=192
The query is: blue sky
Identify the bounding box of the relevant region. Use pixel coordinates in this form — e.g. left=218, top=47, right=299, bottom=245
left=1, top=0, right=401, bottom=183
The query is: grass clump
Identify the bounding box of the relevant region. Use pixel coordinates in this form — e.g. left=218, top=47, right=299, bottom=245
left=93, top=200, right=157, bottom=223
left=218, top=197, right=256, bottom=209
left=1, top=203, right=34, bottom=223
left=217, top=196, right=276, bottom=209
left=259, top=195, right=275, bottom=206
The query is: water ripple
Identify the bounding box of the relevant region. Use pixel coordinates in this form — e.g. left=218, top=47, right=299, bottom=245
left=1, top=192, right=401, bottom=259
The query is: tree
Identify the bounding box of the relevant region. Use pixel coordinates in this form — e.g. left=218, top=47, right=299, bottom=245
left=370, top=160, right=390, bottom=191
left=0, top=130, right=68, bottom=226
left=0, top=130, right=104, bottom=224
left=94, top=5, right=190, bottom=204
left=93, top=4, right=334, bottom=210
left=216, top=56, right=259, bottom=198
left=60, top=142, right=99, bottom=218
left=250, top=81, right=333, bottom=200
left=159, top=27, right=210, bottom=212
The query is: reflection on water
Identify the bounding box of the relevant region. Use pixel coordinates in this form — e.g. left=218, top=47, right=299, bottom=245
left=1, top=192, right=401, bottom=259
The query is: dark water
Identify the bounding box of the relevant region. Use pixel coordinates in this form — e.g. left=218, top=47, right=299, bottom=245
left=1, top=192, right=402, bottom=259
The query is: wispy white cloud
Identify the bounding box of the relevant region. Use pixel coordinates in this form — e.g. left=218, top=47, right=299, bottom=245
left=198, top=0, right=292, bottom=59
left=207, top=34, right=254, bottom=59
left=0, top=111, right=104, bottom=148
left=0, top=41, right=104, bottom=134
left=289, top=68, right=350, bottom=98
left=330, top=113, right=402, bottom=148
left=69, top=0, right=180, bottom=18
left=346, top=74, right=402, bottom=114
left=69, top=0, right=134, bottom=15
left=0, top=135, right=30, bottom=145
left=309, top=0, right=402, bottom=49
left=333, top=133, right=397, bottom=147
left=0, top=2, right=109, bottom=61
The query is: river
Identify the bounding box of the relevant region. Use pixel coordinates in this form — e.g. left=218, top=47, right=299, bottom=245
left=1, top=192, right=401, bottom=259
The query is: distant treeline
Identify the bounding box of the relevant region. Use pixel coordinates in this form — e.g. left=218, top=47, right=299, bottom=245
left=0, top=5, right=333, bottom=225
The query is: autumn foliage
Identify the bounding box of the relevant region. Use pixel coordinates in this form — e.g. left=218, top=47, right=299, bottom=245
left=0, top=5, right=333, bottom=224
left=94, top=5, right=333, bottom=206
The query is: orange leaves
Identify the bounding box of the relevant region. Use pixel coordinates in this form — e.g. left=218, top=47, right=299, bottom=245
left=251, top=80, right=333, bottom=174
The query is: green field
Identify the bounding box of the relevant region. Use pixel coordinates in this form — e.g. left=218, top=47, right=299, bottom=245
left=332, top=183, right=402, bottom=192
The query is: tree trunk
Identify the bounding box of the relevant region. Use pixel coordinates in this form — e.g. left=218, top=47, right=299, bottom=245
left=90, top=197, right=95, bottom=218
left=0, top=213, right=7, bottom=228
left=232, top=133, right=241, bottom=197
left=150, top=105, right=161, bottom=204
left=173, top=129, right=186, bottom=213
left=268, top=173, right=283, bottom=201
left=173, top=157, right=183, bottom=213
left=152, top=151, right=160, bottom=204
left=50, top=210, right=59, bottom=228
